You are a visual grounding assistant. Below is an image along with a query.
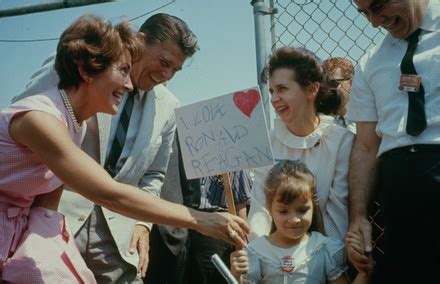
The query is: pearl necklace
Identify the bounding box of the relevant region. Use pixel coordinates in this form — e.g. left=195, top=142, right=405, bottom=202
left=59, top=89, right=81, bottom=132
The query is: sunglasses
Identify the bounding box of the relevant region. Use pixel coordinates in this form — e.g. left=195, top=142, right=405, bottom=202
left=329, top=78, right=350, bottom=89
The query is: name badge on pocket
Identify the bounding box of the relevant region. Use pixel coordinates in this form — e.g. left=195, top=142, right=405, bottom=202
left=399, top=74, right=421, bottom=92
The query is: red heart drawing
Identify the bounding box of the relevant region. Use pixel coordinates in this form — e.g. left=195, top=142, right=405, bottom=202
left=232, top=89, right=260, bottom=118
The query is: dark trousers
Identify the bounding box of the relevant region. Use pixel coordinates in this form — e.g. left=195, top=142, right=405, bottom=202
left=186, top=230, right=234, bottom=284
left=377, top=145, right=440, bottom=283
left=144, top=225, right=187, bottom=284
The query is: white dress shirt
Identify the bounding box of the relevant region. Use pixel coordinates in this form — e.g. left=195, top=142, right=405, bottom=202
left=347, top=0, right=440, bottom=156
left=106, top=89, right=155, bottom=230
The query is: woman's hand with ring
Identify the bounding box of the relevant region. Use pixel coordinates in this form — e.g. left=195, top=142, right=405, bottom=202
left=228, top=230, right=238, bottom=239
left=193, top=211, right=250, bottom=248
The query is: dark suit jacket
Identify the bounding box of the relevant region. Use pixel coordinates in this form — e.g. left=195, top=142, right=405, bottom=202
left=157, top=133, right=200, bottom=256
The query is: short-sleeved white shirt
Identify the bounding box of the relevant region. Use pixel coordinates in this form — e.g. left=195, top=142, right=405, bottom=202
left=347, top=0, right=440, bottom=156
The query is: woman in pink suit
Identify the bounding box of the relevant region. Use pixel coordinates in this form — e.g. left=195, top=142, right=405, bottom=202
left=0, top=14, right=248, bottom=283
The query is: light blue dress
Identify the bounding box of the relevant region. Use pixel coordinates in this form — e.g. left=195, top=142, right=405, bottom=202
left=244, top=232, right=347, bottom=284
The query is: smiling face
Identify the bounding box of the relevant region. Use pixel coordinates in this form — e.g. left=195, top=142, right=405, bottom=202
left=130, top=37, right=187, bottom=91
left=269, top=68, right=316, bottom=129
left=90, top=49, right=133, bottom=114
left=269, top=193, right=313, bottom=247
left=354, top=0, right=428, bottom=39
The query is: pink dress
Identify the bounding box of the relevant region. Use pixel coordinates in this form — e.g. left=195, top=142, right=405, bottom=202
left=0, top=88, right=96, bottom=283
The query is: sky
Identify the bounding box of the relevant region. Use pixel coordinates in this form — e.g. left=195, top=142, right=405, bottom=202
left=0, top=0, right=384, bottom=125
left=0, top=0, right=260, bottom=108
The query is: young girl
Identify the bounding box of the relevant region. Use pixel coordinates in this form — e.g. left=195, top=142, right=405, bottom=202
left=231, top=160, right=372, bottom=283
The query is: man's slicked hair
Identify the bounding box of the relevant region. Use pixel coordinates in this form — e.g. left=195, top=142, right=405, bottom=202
left=139, top=13, right=199, bottom=57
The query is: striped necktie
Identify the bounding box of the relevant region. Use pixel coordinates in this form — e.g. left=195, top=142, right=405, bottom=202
left=401, top=29, right=426, bottom=136
left=104, top=89, right=137, bottom=177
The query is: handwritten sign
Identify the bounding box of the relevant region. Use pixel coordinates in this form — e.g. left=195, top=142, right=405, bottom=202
left=176, top=87, right=274, bottom=179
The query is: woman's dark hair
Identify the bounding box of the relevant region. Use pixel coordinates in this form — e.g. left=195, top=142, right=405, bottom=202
left=265, top=160, right=325, bottom=235
left=263, top=47, right=341, bottom=115
left=55, top=14, right=143, bottom=90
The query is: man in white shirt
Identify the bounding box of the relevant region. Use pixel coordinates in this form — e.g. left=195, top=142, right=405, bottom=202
left=346, top=0, right=440, bottom=282
left=17, top=13, right=199, bottom=283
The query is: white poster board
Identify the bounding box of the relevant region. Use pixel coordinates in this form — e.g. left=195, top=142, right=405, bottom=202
left=176, top=86, right=274, bottom=179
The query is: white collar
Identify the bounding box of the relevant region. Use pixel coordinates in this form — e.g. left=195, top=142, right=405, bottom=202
left=273, top=115, right=335, bottom=149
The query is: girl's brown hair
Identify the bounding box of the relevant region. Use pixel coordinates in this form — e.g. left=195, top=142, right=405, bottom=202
left=264, top=160, right=325, bottom=234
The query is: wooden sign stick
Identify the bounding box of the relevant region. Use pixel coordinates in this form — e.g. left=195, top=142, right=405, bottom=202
left=221, top=173, right=249, bottom=247
left=221, top=173, right=236, bottom=216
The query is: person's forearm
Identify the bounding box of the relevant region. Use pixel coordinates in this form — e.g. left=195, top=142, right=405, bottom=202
left=76, top=177, right=201, bottom=230
left=10, top=112, right=234, bottom=239
left=348, top=139, right=379, bottom=219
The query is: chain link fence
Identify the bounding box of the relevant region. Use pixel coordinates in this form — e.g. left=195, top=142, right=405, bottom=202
left=270, top=0, right=385, bottom=64
left=268, top=0, right=385, bottom=257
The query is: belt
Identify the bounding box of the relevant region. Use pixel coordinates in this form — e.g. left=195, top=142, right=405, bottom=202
left=0, top=202, right=30, bottom=254
left=382, top=144, right=440, bottom=158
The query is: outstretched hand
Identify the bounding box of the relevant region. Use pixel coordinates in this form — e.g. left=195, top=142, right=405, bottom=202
left=196, top=211, right=250, bottom=248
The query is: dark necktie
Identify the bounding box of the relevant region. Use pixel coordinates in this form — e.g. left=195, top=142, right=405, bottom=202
left=104, top=89, right=137, bottom=177
left=400, top=29, right=426, bottom=136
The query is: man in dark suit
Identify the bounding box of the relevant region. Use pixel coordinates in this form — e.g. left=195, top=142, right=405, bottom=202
left=144, top=133, right=199, bottom=284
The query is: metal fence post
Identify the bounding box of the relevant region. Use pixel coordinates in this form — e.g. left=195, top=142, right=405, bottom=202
left=250, top=0, right=277, bottom=128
